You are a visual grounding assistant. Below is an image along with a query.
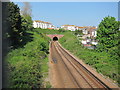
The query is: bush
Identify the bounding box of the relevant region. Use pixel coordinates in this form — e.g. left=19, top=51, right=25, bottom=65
left=6, top=30, right=50, bottom=88
left=58, top=30, right=119, bottom=85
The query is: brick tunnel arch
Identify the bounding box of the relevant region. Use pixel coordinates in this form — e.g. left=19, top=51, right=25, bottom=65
left=53, top=37, right=58, bottom=41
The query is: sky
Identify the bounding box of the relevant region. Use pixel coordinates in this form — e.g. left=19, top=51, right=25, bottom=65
left=14, top=2, right=118, bottom=27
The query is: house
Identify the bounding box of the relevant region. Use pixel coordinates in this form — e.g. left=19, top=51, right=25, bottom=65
left=55, top=27, right=60, bottom=30
left=81, top=39, right=91, bottom=45
left=91, top=41, right=98, bottom=45
left=87, top=27, right=97, bottom=38
left=80, top=26, right=98, bottom=49
left=77, top=26, right=88, bottom=35
left=82, top=27, right=97, bottom=38
left=61, top=25, right=78, bottom=31
left=78, top=26, right=86, bottom=30
left=33, top=20, right=54, bottom=29
left=82, top=28, right=88, bottom=35
left=81, top=40, right=87, bottom=44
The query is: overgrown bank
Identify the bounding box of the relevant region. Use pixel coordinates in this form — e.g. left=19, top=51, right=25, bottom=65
left=5, top=30, right=51, bottom=88
left=34, top=28, right=119, bottom=86
left=59, top=31, right=119, bottom=86
left=5, top=28, right=119, bottom=88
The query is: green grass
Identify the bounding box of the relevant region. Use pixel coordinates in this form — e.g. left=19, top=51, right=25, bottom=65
left=59, top=31, right=119, bottom=86
left=35, top=28, right=119, bottom=86
left=5, top=29, right=50, bottom=88
left=5, top=28, right=119, bottom=88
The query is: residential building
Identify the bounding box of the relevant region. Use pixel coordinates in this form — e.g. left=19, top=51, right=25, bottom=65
left=78, top=26, right=86, bottom=30
left=82, top=28, right=88, bottom=35
left=91, top=41, right=98, bottom=45
left=79, top=26, right=98, bottom=49
left=81, top=27, right=97, bottom=38
left=55, top=27, right=60, bottom=30
left=61, top=25, right=78, bottom=31
left=33, top=20, right=55, bottom=29
left=87, top=27, right=97, bottom=38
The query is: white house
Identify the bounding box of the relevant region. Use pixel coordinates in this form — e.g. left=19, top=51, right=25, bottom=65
left=33, top=20, right=54, bottom=29
left=61, top=25, right=78, bottom=31
left=82, top=27, right=97, bottom=38
left=91, top=30, right=97, bottom=37
left=82, top=28, right=88, bottom=35
left=91, top=41, right=98, bottom=45
left=81, top=40, right=87, bottom=44
left=77, top=27, right=89, bottom=35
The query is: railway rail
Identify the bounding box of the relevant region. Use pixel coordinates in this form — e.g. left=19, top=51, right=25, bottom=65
left=50, top=41, right=119, bottom=89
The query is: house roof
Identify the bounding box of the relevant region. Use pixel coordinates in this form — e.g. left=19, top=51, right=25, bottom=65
left=85, top=27, right=97, bottom=31
left=34, top=20, right=51, bottom=24
left=62, top=25, right=76, bottom=27
left=78, top=27, right=86, bottom=28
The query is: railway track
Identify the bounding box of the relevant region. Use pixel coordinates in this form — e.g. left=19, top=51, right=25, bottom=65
left=50, top=41, right=119, bottom=89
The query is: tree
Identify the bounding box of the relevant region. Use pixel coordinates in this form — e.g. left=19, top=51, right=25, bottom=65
left=96, top=16, right=119, bottom=52
left=59, top=28, right=65, bottom=32
left=117, top=21, right=120, bottom=56
left=6, top=2, right=22, bottom=48
left=74, top=30, right=83, bottom=35
left=20, top=16, right=33, bottom=45
left=21, top=2, right=33, bottom=31
left=3, top=2, right=33, bottom=49
left=2, top=2, right=23, bottom=88
left=21, top=2, right=32, bottom=17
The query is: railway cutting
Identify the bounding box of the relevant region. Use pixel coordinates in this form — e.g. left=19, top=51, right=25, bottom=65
left=49, top=41, right=119, bottom=89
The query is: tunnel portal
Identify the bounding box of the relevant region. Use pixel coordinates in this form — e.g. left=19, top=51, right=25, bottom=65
left=47, top=34, right=64, bottom=41
left=53, top=37, right=58, bottom=41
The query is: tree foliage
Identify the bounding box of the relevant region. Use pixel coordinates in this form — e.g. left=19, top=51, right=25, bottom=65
left=5, top=2, right=22, bottom=48
left=3, top=2, right=33, bottom=49
left=59, top=28, right=65, bottom=32
left=97, top=16, right=119, bottom=52
left=74, top=30, right=83, bottom=35
left=21, top=2, right=33, bottom=31
left=96, top=16, right=120, bottom=63
left=21, top=2, right=32, bottom=17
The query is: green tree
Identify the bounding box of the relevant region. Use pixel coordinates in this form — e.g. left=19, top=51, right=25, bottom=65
left=18, top=16, right=34, bottom=46
left=6, top=2, right=23, bottom=48
left=21, top=2, right=33, bottom=31
left=2, top=2, right=23, bottom=88
left=3, top=2, right=33, bottom=49
left=74, top=30, right=83, bottom=35
left=59, top=28, right=65, bottom=32
left=96, top=16, right=119, bottom=52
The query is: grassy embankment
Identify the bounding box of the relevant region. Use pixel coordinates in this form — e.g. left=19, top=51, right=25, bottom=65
left=6, top=29, right=51, bottom=88
left=6, top=28, right=119, bottom=88
left=59, top=31, right=119, bottom=86
left=37, top=29, right=119, bottom=86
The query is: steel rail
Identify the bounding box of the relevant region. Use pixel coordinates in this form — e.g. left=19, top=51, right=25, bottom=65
left=55, top=41, right=112, bottom=89
left=55, top=42, right=94, bottom=88
left=52, top=41, right=80, bottom=88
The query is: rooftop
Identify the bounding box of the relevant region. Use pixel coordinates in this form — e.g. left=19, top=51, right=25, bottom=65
left=62, top=25, right=76, bottom=26
left=34, top=20, right=51, bottom=24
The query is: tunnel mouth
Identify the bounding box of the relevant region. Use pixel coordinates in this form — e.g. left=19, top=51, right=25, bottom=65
left=53, top=37, right=58, bottom=41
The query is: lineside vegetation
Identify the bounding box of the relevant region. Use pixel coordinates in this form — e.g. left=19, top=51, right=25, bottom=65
left=5, top=30, right=51, bottom=88
left=37, top=28, right=119, bottom=86
left=3, top=1, right=119, bottom=87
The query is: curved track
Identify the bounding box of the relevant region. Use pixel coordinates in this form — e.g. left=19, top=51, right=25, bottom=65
left=50, top=41, right=118, bottom=89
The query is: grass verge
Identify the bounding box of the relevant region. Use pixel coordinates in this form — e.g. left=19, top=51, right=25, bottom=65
left=33, top=29, right=119, bottom=86
left=5, top=28, right=119, bottom=87
left=5, top=30, right=51, bottom=88
left=59, top=31, right=119, bottom=86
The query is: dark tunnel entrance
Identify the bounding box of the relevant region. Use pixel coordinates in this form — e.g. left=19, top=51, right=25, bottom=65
left=53, top=37, right=58, bottom=41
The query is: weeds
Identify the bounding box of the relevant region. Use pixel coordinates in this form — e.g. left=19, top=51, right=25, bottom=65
left=6, top=30, right=50, bottom=88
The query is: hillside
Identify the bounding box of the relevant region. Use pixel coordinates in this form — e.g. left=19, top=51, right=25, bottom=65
left=5, top=28, right=119, bottom=88
left=38, top=29, right=119, bottom=86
